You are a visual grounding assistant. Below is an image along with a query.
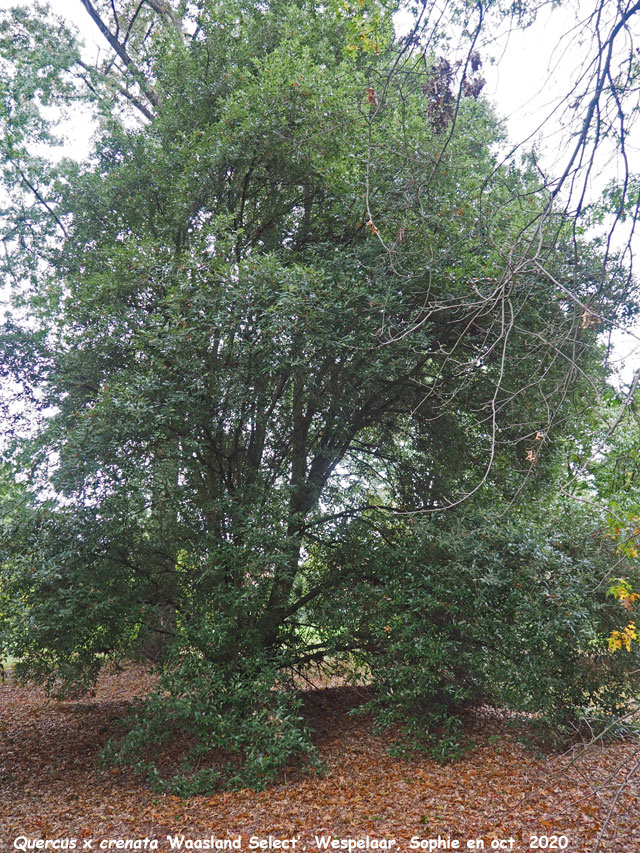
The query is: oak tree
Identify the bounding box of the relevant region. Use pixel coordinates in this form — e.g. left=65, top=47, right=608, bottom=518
left=0, top=0, right=638, bottom=790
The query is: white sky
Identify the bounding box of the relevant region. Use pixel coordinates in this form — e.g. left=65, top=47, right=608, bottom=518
left=483, top=1, right=640, bottom=387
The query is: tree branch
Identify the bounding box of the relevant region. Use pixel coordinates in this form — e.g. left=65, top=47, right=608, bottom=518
left=80, top=0, right=159, bottom=111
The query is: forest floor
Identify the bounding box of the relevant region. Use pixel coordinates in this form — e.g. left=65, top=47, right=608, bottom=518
left=1, top=664, right=639, bottom=853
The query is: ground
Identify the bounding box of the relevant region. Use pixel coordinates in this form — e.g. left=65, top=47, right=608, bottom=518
left=1, top=665, right=639, bottom=853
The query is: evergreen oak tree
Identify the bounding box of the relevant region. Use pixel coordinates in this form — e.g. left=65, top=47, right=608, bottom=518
left=0, top=0, right=638, bottom=790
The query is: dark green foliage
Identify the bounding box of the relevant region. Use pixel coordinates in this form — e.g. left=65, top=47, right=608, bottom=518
left=315, top=502, right=640, bottom=759
left=103, top=645, right=320, bottom=794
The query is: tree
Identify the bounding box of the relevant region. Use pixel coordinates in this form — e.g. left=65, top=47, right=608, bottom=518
left=0, top=0, right=638, bottom=791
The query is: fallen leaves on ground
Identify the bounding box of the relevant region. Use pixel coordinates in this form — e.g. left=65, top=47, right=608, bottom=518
left=1, top=665, right=639, bottom=852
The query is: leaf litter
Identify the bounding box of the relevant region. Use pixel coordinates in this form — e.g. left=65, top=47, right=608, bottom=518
left=0, top=665, right=638, bottom=852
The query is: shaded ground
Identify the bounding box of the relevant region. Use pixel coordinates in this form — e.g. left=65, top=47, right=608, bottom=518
left=1, top=665, right=639, bottom=852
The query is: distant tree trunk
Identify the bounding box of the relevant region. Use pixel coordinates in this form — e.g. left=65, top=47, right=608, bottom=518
left=136, top=448, right=179, bottom=662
